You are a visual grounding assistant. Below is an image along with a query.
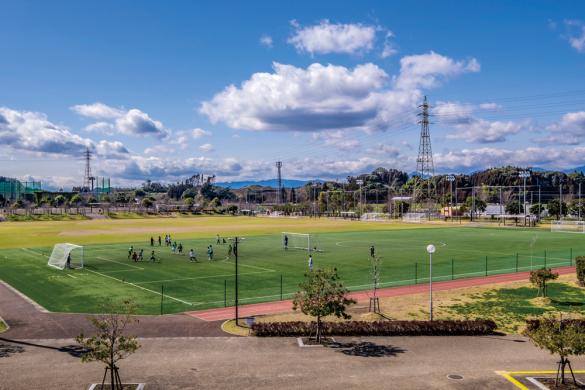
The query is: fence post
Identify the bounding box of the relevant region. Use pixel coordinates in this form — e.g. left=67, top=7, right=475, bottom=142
left=224, top=279, right=227, bottom=307
left=485, top=256, right=488, bottom=276
left=414, top=262, right=417, bottom=284
left=570, top=248, right=573, bottom=265
left=160, top=284, right=164, bottom=315
left=544, top=250, right=547, bottom=268
left=515, top=253, right=519, bottom=272
left=451, top=259, right=454, bottom=280
left=280, top=274, right=283, bottom=301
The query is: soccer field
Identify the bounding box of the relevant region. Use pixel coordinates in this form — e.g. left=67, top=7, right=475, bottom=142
left=0, top=216, right=583, bottom=315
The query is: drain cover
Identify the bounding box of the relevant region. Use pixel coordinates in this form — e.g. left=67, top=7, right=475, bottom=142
left=447, top=374, right=464, bottom=380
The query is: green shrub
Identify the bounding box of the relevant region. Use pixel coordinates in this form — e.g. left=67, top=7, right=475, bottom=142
left=576, top=256, right=585, bottom=285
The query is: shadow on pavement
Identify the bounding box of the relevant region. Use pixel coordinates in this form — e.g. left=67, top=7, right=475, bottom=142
left=0, top=337, right=89, bottom=358
left=328, top=341, right=407, bottom=358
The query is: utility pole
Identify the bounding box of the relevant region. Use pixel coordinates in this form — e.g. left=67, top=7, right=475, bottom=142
left=519, top=170, right=530, bottom=224
left=579, top=181, right=582, bottom=221
left=446, top=175, right=455, bottom=221
left=416, top=96, right=434, bottom=219
left=356, top=179, right=364, bottom=215
left=275, top=161, right=283, bottom=204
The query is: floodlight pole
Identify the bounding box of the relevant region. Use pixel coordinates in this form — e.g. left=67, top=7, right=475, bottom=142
left=519, top=171, right=530, bottom=224
left=427, top=244, right=436, bottom=321
left=579, top=181, right=582, bottom=221
left=234, top=237, right=239, bottom=324
left=356, top=179, right=364, bottom=215
left=447, top=175, right=455, bottom=222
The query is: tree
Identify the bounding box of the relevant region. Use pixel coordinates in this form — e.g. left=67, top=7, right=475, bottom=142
left=505, top=201, right=522, bottom=215
left=547, top=199, right=568, bottom=220
left=529, top=268, right=559, bottom=297
left=576, top=256, right=585, bottom=287
left=70, top=194, right=83, bottom=206
left=134, top=189, right=146, bottom=199
left=464, top=196, right=487, bottom=213
left=53, top=194, right=67, bottom=207
left=569, top=200, right=585, bottom=218
left=530, top=203, right=545, bottom=216
left=524, top=315, right=585, bottom=386
left=141, top=198, right=153, bottom=209
left=292, top=268, right=356, bottom=343
left=76, top=300, right=140, bottom=390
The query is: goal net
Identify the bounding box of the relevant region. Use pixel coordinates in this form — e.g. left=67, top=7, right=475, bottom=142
left=402, top=212, right=425, bottom=223
left=282, top=232, right=322, bottom=252
left=361, top=212, right=390, bottom=222
left=551, top=220, right=585, bottom=233
left=47, top=243, right=84, bottom=270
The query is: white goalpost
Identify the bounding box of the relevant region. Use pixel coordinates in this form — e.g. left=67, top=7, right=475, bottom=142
left=282, top=232, right=322, bottom=252
left=402, top=212, right=425, bottom=223
left=47, top=243, right=84, bottom=270
left=360, top=212, right=390, bottom=222
left=551, top=220, right=585, bottom=233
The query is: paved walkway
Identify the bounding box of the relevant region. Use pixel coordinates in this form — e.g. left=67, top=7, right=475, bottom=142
left=0, top=282, right=225, bottom=339
left=187, top=266, right=577, bottom=321
left=1, top=335, right=584, bottom=389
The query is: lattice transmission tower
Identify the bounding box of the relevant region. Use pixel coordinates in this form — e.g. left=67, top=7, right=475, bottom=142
left=275, top=161, right=283, bottom=204
left=82, top=147, right=96, bottom=192
left=416, top=96, right=434, bottom=178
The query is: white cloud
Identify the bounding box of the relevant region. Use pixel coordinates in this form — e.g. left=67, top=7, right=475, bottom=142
left=259, top=34, right=273, bottom=48
left=72, top=102, right=168, bottom=138
left=312, top=130, right=361, bottom=151
left=0, top=106, right=129, bottom=159
left=380, top=32, right=397, bottom=58
left=115, top=109, right=167, bottom=138
left=201, top=53, right=476, bottom=134
left=435, top=101, right=525, bottom=143
left=564, top=20, right=585, bottom=52
left=288, top=20, right=377, bottom=55
left=144, top=145, right=175, bottom=155
left=191, top=128, right=212, bottom=138
left=71, top=102, right=124, bottom=119
left=544, top=111, right=585, bottom=144
left=435, top=146, right=585, bottom=171
left=394, top=51, right=480, bottom=90
left=199, top=143, right=214, bottom=152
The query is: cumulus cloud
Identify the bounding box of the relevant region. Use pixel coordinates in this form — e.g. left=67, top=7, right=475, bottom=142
left=288, top=20, right=377, bottom=55
left=435, top=146, right=585, bottom=171
left=72, top=102, right=168, bottom=138
left=434, top=101, right=526, bottom=143
left=201, top=53, right=477, bottom=134
left=0, top=106, right=130, bottom=159
left=312, top=130, right=361, bottom=151
left=541, top=111, right=585, bottom=145
left=259, top=34, right=273, bottom=48
left=199, top=143, right=214, bottom=152
left=395, top=51, right=479, bottom=90
left=191, top=128, right=212, bottom=138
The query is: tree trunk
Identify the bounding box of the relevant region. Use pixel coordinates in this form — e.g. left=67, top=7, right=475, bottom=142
left=110, top=363, right=115, bottom=390
left=316, top=315, right=321, bottom=344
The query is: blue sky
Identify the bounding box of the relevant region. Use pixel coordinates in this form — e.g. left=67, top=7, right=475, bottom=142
left=1, top=0, right=585, bottom=188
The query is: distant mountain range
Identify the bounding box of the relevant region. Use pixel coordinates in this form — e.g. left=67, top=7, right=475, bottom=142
left=215, top=179, right=321, bottom=189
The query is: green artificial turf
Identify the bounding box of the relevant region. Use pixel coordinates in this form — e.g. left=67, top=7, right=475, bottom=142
left=0, top=225, right=583, bottom=315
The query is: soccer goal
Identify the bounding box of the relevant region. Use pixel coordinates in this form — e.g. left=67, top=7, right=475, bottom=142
left=361, top=212, right=390, bottom=222
left=402, top=212, right=425, bottom=223
left=551, top=220, right=585, bottom=233
left=282, top=232, right=322, bottom=252
left=47, top=243, right=84, bottom=270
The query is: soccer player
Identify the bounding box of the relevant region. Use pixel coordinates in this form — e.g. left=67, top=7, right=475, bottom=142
left=284, top=235, right=289, bottom=250
left=66, top=253, right=72, bottom=269
left=178, top=243, right=183, bottom=254
left=150, top=237, right=154, bottom=247
left=150, top=250, right=157, bottom=262
left=189, top=249, right=196, bottom=262
left=370, top=245, right=375, bottom=258
left=128, top=245, right=134, bottom=259
left=227, top=244, right=233, bottom=258
left=158, top=236, right=162, bottom=246
left=138, top=249, right=144, bottom=261
left=216, top=234, right=221, bottom=244
left=132, top=251, right=138, bottom=262
left=308, top=254, right=313, bottom=272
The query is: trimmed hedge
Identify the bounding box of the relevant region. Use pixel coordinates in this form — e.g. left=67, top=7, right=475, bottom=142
left=252, top=320, right=497, bottom=337
left=576, top=256, right=585, bottom=285
left=525, top=319, right=585, bottom=331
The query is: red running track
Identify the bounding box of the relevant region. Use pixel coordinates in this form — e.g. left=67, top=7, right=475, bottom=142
left=186, top=266, right=576, bottom=322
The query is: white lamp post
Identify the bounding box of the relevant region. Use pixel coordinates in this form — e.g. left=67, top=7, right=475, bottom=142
left=426, top=244, right=436, bottom=321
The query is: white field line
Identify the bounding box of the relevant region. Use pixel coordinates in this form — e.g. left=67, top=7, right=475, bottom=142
left=67, top=274, right=77, bottom=279
left=83, top=268, right=196, bottom=306
left=133, top=269, right=275, bottom=285
left=96, top=256, right=144, bottom=270
left=21, top=247, right=47, bottom=257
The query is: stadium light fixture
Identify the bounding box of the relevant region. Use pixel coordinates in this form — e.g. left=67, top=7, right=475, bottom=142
left=426, top=244, right=436, bottom=321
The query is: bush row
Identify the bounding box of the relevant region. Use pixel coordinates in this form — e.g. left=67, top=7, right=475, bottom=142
left=525, top=319, right=585, bottom=331
left=252, top=320, right=497, bottom=337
